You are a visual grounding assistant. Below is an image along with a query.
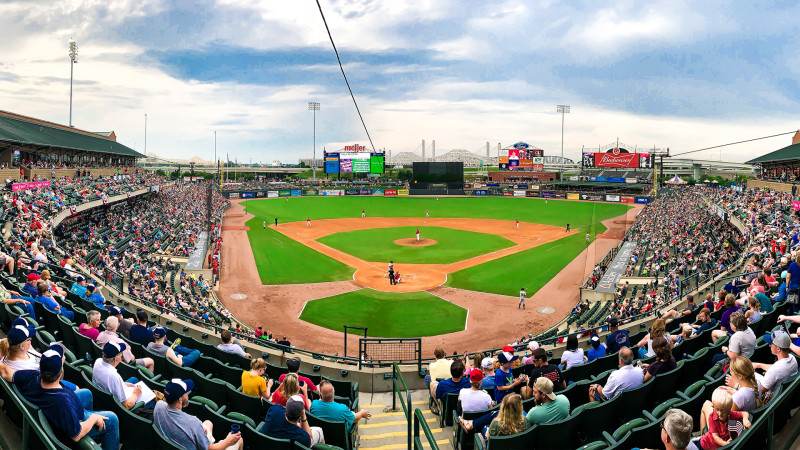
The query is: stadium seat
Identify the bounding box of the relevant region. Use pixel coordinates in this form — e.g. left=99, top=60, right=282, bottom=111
left=307, top=410, right=356, bottom=450
left=226, top=387, right=271, bottom=423
left=241, top=422, right=294, bottom=450
left=113, top=398, right=158, bottom=450
left=38, top=409, right=103, bottom=450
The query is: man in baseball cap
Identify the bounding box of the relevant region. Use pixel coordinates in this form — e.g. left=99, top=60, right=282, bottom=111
left=7, top=343, right=121, bottom=450
left=69, top=275, right=88, bottom=299
left=261, top=393, right=325, bottom=447
left=753, top=330, right=798, bottom=395
left=494, top=349, right=526, bottom=403
left=526, top=377, right=570, bottom=425
left=92, top=341, right=147, bottom=410
left=154, top=378, right=243, bottom=450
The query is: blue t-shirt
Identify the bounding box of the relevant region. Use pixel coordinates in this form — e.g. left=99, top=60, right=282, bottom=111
left=35, top=295, right=61, bottom=314
left=70, top=283, right=87, bottom=298
left=310, top=400, right=356, bottom=431
left=493, top=368, right=515, bottom=403
left=480, top=377, right=496, bottom=390
left=87, top=292, right=105, bottom=308
left=587, top=344, right=607, bottom=362
left=128, top=324, right=154, bottom=345
left=22, top=283, right=38, bottom=298
left=775, top=283, right=787, bottom=303
left=788, top=262, right=800, bottom=289
left=605, top=330, right=630, bottom=354
left=13, top=370, right=83, bottom=440
left=262, top=405, right=310, bottom=447
left=435, top=377, right=470, bottom=400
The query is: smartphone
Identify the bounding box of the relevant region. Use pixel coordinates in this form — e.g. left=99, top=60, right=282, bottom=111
left=230, top=424, right=240, bottom=434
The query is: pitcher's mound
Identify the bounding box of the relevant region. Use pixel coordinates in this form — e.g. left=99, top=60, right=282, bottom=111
left=394, top=238, right=437, bottom=247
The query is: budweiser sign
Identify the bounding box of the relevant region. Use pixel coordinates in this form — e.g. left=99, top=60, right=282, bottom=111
left=594, top=150, right=641, bottom=168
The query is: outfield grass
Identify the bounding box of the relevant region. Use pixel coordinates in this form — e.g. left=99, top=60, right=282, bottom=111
left=245, top=220, right=354, bottom=284
left=300, top=289, right=467, bottom=337
left=317, top=226, right=514, bottom=264
left=447, top=232, right=590, bottom=296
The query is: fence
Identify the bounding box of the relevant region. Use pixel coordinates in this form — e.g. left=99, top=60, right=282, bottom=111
left=412, top=408, right=440, bottom=450
left=392, top=363, right=412, bottom=450
left=359, top=338, right=422, bottom=372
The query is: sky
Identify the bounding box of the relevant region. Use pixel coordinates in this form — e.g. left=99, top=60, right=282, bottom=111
left=0, top=0, right=799, bottom=164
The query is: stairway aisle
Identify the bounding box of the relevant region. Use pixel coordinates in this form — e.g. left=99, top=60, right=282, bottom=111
left=356, top=390, right=453, bottom=450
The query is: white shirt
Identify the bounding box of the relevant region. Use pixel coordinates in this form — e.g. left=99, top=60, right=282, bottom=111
left=1, top=349, right=41, bottom=371
left=92, top=359, right=128, bottom=403
left=759, top=355, right=798, bottom=392
left=561, top=349, right=585, bottom=369
left=217, top=342, right=248, bottom=358
left=603, top=364, right=644, bottom=399
left=458, top=388, right=493, bottom=413
left=519, top=291, right=527, bottom=301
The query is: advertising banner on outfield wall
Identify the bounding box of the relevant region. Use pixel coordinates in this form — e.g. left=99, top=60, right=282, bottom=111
left=359, top=188, right=372, bottom=195
left=320, top=189, right=343, bottom=196
left=397, top=189, right=409, bottom=196
left=625, top=178, right=638, bottom=184
left=567, top=193, right=580, bottom=200
left=554, top=192, right=566, bottom=199
left=371, top=189, right=384, bottom=196
left=472, top=189, right=488, bottom=196
left=228, top=193, right=240, bottom=199
left=384, top=189, right=397, bottom=196
left=605, top=194, right=621, bottom=202
left=621, top=196, right=635, bottom=203
left=256, top=191, right=265, bottom=197
left=607, top=177, right=626, bottom=183
left=345, top=188, right=360, bottom=195
left=303, top=189, right=318, bottom=196
left=580, top=193, right=605, bottom=201
left=278, top=190, right=291, bottom=197
left=540, top=191, right=556, bottom=198
left=503, top=190, right=513, bottom=196
left=241, top=192, right=255, bottom=198
left=267, top=191, right=278, bottom=198
left=635, top=196, right=651, bottom=204
left=513, top=190, right=526, bottom=197
left=525, top=190, right=539, bottom=197
left=290, top=189, right=301, bottom=196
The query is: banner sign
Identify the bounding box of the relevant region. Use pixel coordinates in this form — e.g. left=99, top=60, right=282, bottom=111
left=303, top=189, right=318, bottom=196
left=503, top=190, right=513, bottom=196
left=320, top=189, right=343, bottom=196
left=635, top=196, right=651, bottom=204
left=566, top=192, right=580, bottom=200
left=625, top=178, right=638, bottom=184
left=540, top=191, right=556, bottom=198
left=595, top=242, right=637, bottom=293
left=278, top=189, right=291, bottom=197
left=371, top=189, right=384, bottom=196
left=345, top=188, right=360, bottom=195
left=228, top=193, right=240, bottom=199
left=605, top=194, right=621, bottom=202
left=580, top=193, right=604, bottom=201
left=12, top=180, right=51, bottom=192
left=513, top=190, right=526, bottom=197
left=583, top=148, right=652, bottom=169
left=472, top=189, right=488, bottom=196
left=607, top=177, right=626, bottom=183
left=621, top=196, right=635, bottom=203
left=267, top=191, right=279, bottom=198
left=553, top=192, right=566, bottom=199
left=256, top=191, right=265, bottom=197
left=359, top=188, right=372, bottom=195
left=241, top=192, right=255, bottom=199
left=397, top=189, right=409, bottom=196
left=384, top=189, right=397, bottom=196
left=525, top=190, right=539, bottom=197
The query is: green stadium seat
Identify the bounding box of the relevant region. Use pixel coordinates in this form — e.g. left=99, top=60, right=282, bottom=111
left=307, top=410, right=356, bottom=450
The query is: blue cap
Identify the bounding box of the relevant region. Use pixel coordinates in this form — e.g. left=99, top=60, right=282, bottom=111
left=7, top=317, right=36, bottom=346
left=102, top=341, right=127, bottom=358
left=164, top=378, right=194, bottom=402
left=152, top=327, right=167, bottom=339
left=40, top=343, right=65, bottom=375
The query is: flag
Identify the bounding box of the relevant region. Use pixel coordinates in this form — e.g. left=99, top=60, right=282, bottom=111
left=728, top=420, right=744, bottom=439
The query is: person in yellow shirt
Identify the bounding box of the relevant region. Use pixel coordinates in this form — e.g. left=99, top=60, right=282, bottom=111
left=241, top=358, right=273, bottom=400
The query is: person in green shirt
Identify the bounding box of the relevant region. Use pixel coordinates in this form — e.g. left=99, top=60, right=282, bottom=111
left=525, top=377, right=570, bottom=426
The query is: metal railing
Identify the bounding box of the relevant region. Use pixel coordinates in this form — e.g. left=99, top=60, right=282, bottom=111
left=391, top=363, right=412, bottom=450
left=412, top=408, right=440, bottom=450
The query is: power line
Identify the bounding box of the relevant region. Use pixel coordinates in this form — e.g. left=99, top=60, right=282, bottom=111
left=670, top=130, right=797, bottom=158
left=315, top=0, right=376, bottom=152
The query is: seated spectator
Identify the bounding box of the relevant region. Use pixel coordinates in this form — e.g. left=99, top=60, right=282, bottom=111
left=753, top=330, right=798, bottom=399
left=521, top=341, right=540, bottom=365
left=493, top=349, right=527, bottom=403
left=642, top=337, right=677, bottom=382
left=92, top=341, right=153, bottom=410
left=0, top=317, right=41, bottom=371
left=434, top=359, right=470, bottom=401
left=70, top=275, right=88, bottom=298
left=260, top=394, right=324, bottom=447
left=22, top=272, right=41, bottom=298
left=700, top=357, right=759, bottom=432
left=147, top=327, right=201, bottom=368
left=34, top=280, right=75, bottom=320
left=588, top=347, right=643, bottom=401
left=2, top=343, right=120, bottom=450
left=0, top=282, right=36, bottom=317
left=560, top=334, right=586, bottom=369
left=86, top=285, right=106, bottom=309
left=636, top=318, right=670, bottom=359
left=310, top=380, right=371, bottom=432
left=712, top=294, right=739, bottom=341
left=521, top=348, right=565, bottom=395
left=486, top=394, right=527, bottom=438
left=479, top=357, right=496, bottom=390
left=96, top=315, right=154, bottom=372
left=723, top=313, right=756, bottom=364
left=693, top=388, right=750, bottom=450
left=745, top=296, right=762, bottom=324
left=427, top=347, right=453, bottom=387
left=278, top=357, right=318, bottom=393
left=605, top=317, right=630, bottom=354
left=241, top=358, right=273, bottom=401
left=78, top=310, right=102, bottom=340
left=40, top=270, right=66, bottom=299
left=586, top=334, right=607, bottom=362
left=216, top=330, right=250, bottom=359
left=153, top=378, right=243, bottom=450
left=128, top=309, right=154, bottom=346
left=457, top=369, right=494, bottom=413
left=675, top=323, right=694, bottom=346
left=754, top=290, right=773, bottom=313
left=661, top=409, right=699, bottom=450
left=271, top=373, right=311, bottom=410
left=107, top=306, right=133, bottom=338
left=525, top=377, right=569, bottom=426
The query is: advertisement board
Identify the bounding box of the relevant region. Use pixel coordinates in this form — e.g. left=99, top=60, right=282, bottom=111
left=320, top=189, right=343, bottom=196
left=635, top=196, right=651, bottom=204
left=371, top=189, right=384, bottom=196
left=278, top=189, right=291, bottom=197
left=525, top=190, right=539, bottom=197
left=513, top=190, right=526, bottom=197
left=290, top=189, right=301, bottom=196
left=267, top=191, right=278, bottom=198
left=566, top=192, right=580, bottom=200
left=605, top=194, right=621, bottom=202
left=384, top=189, right=397, bottom=196
left=228, top=193, right=240, bottom=199
left=397, top=189, right=409, bottom=196
left=499, top=143, right=545, bottom=170
left=625, top=178, right=638, bottom=184
left=580, top=193, right=605, bottom=201
left=359, top=188, right=372, bottom=195
left=345, top=188, right=360, bottom=195
left=324, top=148, right=385, bottom=174
left=241, top=192, right=255, bottom=198
left=303, top=189, right=318, bottom=196
left=583, top=149, right=652, bottom=169
left=553, top=192, right=566, bottom=199
left=256, top=191, right=265, bottom=197
left=607, top=177, right=626, bottom=183
left=472, top=189, right=488, bottom=196
left=540, top=191, right=556, bottom=198
left=621, top=196, right=635, bottom=203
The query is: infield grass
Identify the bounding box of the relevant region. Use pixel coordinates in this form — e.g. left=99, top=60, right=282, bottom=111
left=300, top=289, right=467, bottom=337
left=317, top=226, right=515, bottom=264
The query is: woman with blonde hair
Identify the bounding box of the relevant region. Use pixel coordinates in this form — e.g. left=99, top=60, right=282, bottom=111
left=635, top=318, right=670, bottom=358
left=0, top=317, right=41, bottom=371
left=241, top=357, right=273, bottom=401
left=487, top=394, right=527, bottom=437
left=40, top=269, right=66, bottom=300
left=270, top=372, right=310, bottom=409
left=699, top=357, right=759, bottom=431
left=745, top=296, right=762, bottom=324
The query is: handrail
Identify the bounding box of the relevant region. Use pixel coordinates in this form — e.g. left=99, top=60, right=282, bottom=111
left=412, top=408, right=439, bottom=450
left=392, top=363, right=412, bottom=450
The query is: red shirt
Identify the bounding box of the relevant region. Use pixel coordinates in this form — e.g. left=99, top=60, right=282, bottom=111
left=700, top=410, right=743, bottom=450
left=270, top=390, right=309, bottom=409
left=278, top=373, right=318, bottom=392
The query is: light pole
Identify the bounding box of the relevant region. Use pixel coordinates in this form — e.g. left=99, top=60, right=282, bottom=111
left=68, top=39, right=78, bottom=127
left=144, top=113, right=148, bottom=155
left=556, top=104, right=570, bottom=177
left=308, top=101, right=320, bottom=181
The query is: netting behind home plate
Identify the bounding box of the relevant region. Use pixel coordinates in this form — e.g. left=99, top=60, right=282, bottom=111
left=359, top=338, right=422, bottom=372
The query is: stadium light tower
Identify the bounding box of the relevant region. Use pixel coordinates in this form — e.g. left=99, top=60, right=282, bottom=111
left=308, top=101, right=320, bottom=181
left=556, top=105, right=570, bottom=175
left=68, top=39, right=79, bottom=127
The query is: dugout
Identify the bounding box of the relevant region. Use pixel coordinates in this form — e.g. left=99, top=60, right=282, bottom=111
left=410, top=161, right=464, bottom=195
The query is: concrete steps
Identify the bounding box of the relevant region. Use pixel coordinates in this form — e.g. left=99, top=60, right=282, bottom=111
left=356, top=390, right=453, bottom=450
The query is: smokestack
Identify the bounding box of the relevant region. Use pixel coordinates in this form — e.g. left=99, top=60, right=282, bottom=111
left=422, top=139, right=426, bottom=161
left=486, top=141, right=490, bottom=158
left=793, top=130, right=800, bottom=145
left=432, top=140, right=436, bottom=161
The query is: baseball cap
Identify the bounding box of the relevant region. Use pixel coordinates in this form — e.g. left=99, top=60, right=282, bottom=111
left=102, top=341, right=127, bottom=358
left=26, top=273, right=40, bottom=282
left=76, top=276, right=85, bottom=282
left=40, top=343, right=65, bottom=375
left=480, top=357, right=494, bottom=370
left=285, top=395, right=305, bottom=421
left=590, top=334, right=600, bottom=343
left=528, top=341, right=540, bottom=351
left=108, top=306, right=122, bottom=316
left=534, top=377, right=556, bottom=401
left=469, top=368, right=484, bottom=383
left=502, top=345, right=514, bottom=353
left=286, top=358, right=301, bottom=372
left=164, top=378, right=194, bottom=402
left=498, top=351, right=518, bottom=364
left=7, top=317, right=36, bottom=345
left=771, top=330, right=792, bottom=350
left=86, top=285, right=96, bottom=292
left=152, top=327, right=167, bottom=339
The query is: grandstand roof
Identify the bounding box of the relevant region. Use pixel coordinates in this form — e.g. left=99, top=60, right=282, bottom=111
left=0, top=110, right=143, bottom=158
left=746, top=142, right=800, bottom=165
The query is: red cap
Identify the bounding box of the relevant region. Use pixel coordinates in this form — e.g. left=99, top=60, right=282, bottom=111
left=502, top=345, right=514, bottom=353
left=26, top=273, right=40, bottom=281
left=469, top=368, right=484, bottom=383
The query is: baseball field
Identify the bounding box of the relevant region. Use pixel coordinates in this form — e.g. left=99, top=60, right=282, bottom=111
left=219, top=196, right=632, bottom=340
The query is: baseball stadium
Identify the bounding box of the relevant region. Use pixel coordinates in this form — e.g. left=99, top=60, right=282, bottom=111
left=1, top=3, right=800, bottom=450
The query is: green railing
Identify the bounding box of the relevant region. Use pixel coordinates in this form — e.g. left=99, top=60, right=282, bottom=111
left=392, top=363, right=412, bottom=450
left=413, top=408, right=440, bottom=450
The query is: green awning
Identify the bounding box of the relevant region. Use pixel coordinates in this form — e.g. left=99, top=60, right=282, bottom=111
left=0, top=112, right=143, bottom=158
left=746, top=143, right=800, bottom=165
